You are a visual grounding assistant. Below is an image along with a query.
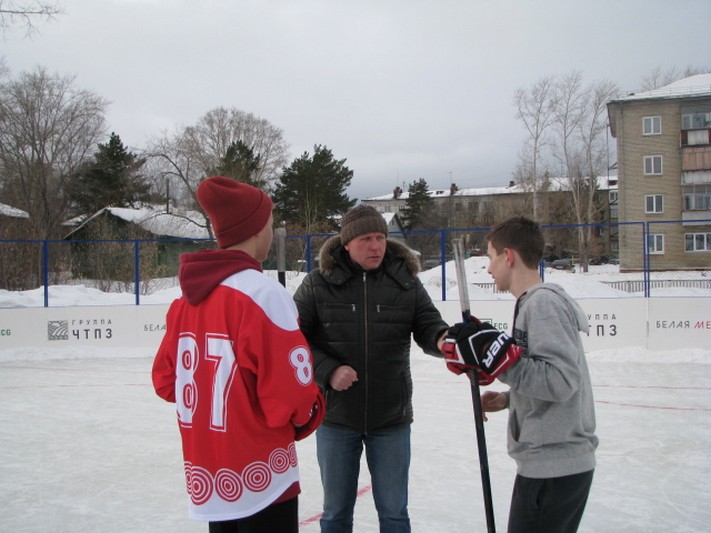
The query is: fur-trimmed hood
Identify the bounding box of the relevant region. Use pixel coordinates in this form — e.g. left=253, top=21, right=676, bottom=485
left=317, top=235, right=421, bottom=277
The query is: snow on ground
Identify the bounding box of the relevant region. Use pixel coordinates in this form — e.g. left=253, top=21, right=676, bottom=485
left=1, top=258, right=709, bottom=308
left=415, top=257, right=711, bottom=300
left=1, top=344, right=710, bottom=532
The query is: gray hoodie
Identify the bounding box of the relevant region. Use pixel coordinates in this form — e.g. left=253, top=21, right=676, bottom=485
left=499, top=283, right=598, bottom=479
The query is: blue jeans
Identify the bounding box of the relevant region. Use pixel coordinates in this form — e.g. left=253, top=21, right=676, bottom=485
left=316, top=424, right=411, bottom=533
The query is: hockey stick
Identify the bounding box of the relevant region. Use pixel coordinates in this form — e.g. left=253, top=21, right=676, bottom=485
left=452, top=238, right=496, bottom=533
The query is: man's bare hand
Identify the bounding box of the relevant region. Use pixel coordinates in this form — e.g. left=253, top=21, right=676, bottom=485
left=330, top=365, right=358, bottom=391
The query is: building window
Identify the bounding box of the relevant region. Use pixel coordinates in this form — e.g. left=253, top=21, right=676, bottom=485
left=643, top=116, right=661, bottom=135
left=645, top=195, right=663, bottom=213
left=609, top=190, right=618, bottom=219
left=681, top=129, right=711, bottom=147
left=647, top=233, right=665, bottom=254
left=644, top=155, right=663, bottom=175
left=683, top=185, right=711, bottom=211
left=685, top=233, right=711, bottom=252
left=682, top=111, right=711, bottom=130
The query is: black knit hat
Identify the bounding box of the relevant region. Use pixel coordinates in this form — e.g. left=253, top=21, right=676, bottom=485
left=340, top=204, right=388, bottom=245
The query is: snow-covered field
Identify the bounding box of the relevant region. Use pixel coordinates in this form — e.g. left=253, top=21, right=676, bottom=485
left=1, top=344, right=710, bottom=532
left=1, top=260, right=710, bottom=532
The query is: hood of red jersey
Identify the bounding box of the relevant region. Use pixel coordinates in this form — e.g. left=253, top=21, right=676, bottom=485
left=178, top=249, right=262, bottom=305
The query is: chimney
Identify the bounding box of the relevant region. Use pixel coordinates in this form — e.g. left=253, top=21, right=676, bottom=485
left=449, top=183, right=458, bottom=195
left=508, top=180, right=516, bottom=188
left=393, top=186, right=402, bottom=199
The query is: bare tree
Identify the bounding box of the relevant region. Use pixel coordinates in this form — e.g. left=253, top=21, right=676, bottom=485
left=551, top=71, right=586, bottom=180
left=640, top=65, right=710, bottom=90
left=575, top=79, right=619, bottom=269
left=546, top=73, right=620, bottom=269
left=182, top=106, right=289, bottom=189
left=147, top=130, right=202, bottom=203
left=0, top=66, right=107, bottom=239
left=513, top=76, right=556, bottom=220
left=142, top=129, right=212, bottom=240
left=0, top=0, right=62, bottom=37
left=146, top=106, right=289, bottom=234
left=550, top=72, right=589, bottom=262
left=515, top=73, right=621, bottom=267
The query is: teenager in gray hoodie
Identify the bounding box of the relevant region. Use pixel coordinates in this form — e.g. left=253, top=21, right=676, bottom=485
left=442, top=216, right=598, bottom=533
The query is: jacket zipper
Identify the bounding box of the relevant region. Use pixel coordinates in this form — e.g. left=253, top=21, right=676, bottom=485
left=362, top=271, right=368, bottom=433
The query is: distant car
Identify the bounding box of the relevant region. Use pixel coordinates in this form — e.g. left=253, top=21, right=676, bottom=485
left=589, top=255, right=609, bottom=265
left=551, top=258, right=573, bottom=270
left=422, top=259, right=441, bottom=270
left=608, top=256, right=620, bottom=264
left=542, top=254, right=560, bottom=268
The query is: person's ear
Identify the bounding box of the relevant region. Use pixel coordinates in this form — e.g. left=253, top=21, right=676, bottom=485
left=503, top=247, right=516, bottom=266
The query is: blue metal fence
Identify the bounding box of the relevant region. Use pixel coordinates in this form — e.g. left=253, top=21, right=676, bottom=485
left=1, top=220, right=709, bottom=307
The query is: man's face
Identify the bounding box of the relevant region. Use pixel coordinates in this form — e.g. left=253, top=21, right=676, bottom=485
left=344, top=232, right=387, bottom=270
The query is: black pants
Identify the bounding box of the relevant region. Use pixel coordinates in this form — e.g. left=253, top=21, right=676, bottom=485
left=208, top=497, right=298, bottom=533
left=507, top=470, right=594, bottom=533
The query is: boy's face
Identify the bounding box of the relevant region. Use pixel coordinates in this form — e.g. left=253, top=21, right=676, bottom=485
left=255, top=213, right=274, bottom=262
left=486, top=241, right=511, bottom=292
left=344, top=232, right=387, bottom=271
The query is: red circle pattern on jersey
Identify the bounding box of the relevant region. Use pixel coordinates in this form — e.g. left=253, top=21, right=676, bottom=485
left=215, top=468, right=243, bottom=502
left=269, top=448, right=291, bottom=474
left=186, top=464, right=213, bottom=505
left=288, top=443, right=297, bottom=467
left=242, top=462, right=271, bottom=492
left=183, top=445, right=297, bottom=506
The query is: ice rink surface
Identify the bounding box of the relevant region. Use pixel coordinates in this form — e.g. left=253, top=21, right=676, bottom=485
left=1, top=345, right=710, bottom=532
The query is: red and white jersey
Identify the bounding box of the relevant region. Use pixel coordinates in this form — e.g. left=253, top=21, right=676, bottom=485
left=153, top=263, right=320, bottom=522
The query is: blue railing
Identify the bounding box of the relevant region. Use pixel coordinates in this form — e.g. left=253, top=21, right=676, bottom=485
left=1, top=219, right=709, bottom=307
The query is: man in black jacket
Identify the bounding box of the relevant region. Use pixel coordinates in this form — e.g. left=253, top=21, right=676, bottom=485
left=294, top=204, right=448, bottom=533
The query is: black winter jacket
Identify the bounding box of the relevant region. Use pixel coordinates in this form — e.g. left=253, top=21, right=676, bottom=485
left=293, top=236, right=448, bottom=433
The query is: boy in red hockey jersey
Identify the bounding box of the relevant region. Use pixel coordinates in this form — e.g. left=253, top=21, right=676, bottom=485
left=153, top=176, right=324, bottom=533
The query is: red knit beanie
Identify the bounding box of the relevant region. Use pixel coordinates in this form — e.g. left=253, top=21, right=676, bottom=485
left=196, top=176, right=273, bottom=248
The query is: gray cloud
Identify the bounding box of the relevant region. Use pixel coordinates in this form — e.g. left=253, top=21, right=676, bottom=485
left=3, top=0, right=709, bottom=198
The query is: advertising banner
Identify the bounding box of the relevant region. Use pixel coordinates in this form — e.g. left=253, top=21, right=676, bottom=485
left=0, top=298, right=709, bottom=353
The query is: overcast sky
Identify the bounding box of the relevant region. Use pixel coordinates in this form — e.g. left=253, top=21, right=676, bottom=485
left=3, top=0, right=710, bottom=199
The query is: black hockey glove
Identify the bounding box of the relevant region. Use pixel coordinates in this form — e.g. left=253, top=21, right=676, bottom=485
left=442, top=317, right=521, bottom=385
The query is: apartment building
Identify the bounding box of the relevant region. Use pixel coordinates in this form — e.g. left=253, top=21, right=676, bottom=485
left=365, top=179, right=616, bottom=219
left=607, top=74, right=711, bottom=271
left=363, top=177, right=617, bottom=250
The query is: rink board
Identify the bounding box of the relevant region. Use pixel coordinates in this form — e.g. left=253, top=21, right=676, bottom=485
left=0, top=298, right=709, bottom=352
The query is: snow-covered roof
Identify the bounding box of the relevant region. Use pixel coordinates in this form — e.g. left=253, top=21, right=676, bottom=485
left=0, top=202, right=29, bottom=219
left=382, top=212, right=396, bottom=223
left=65, top=205, right=210, bottom=240
left=365, top=175, right=617, bottom=201
left=614, top=73, right=711, bottom=102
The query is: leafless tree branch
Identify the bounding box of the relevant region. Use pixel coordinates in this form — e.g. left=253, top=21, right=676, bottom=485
left=0, top=1, right=63, bottom=38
